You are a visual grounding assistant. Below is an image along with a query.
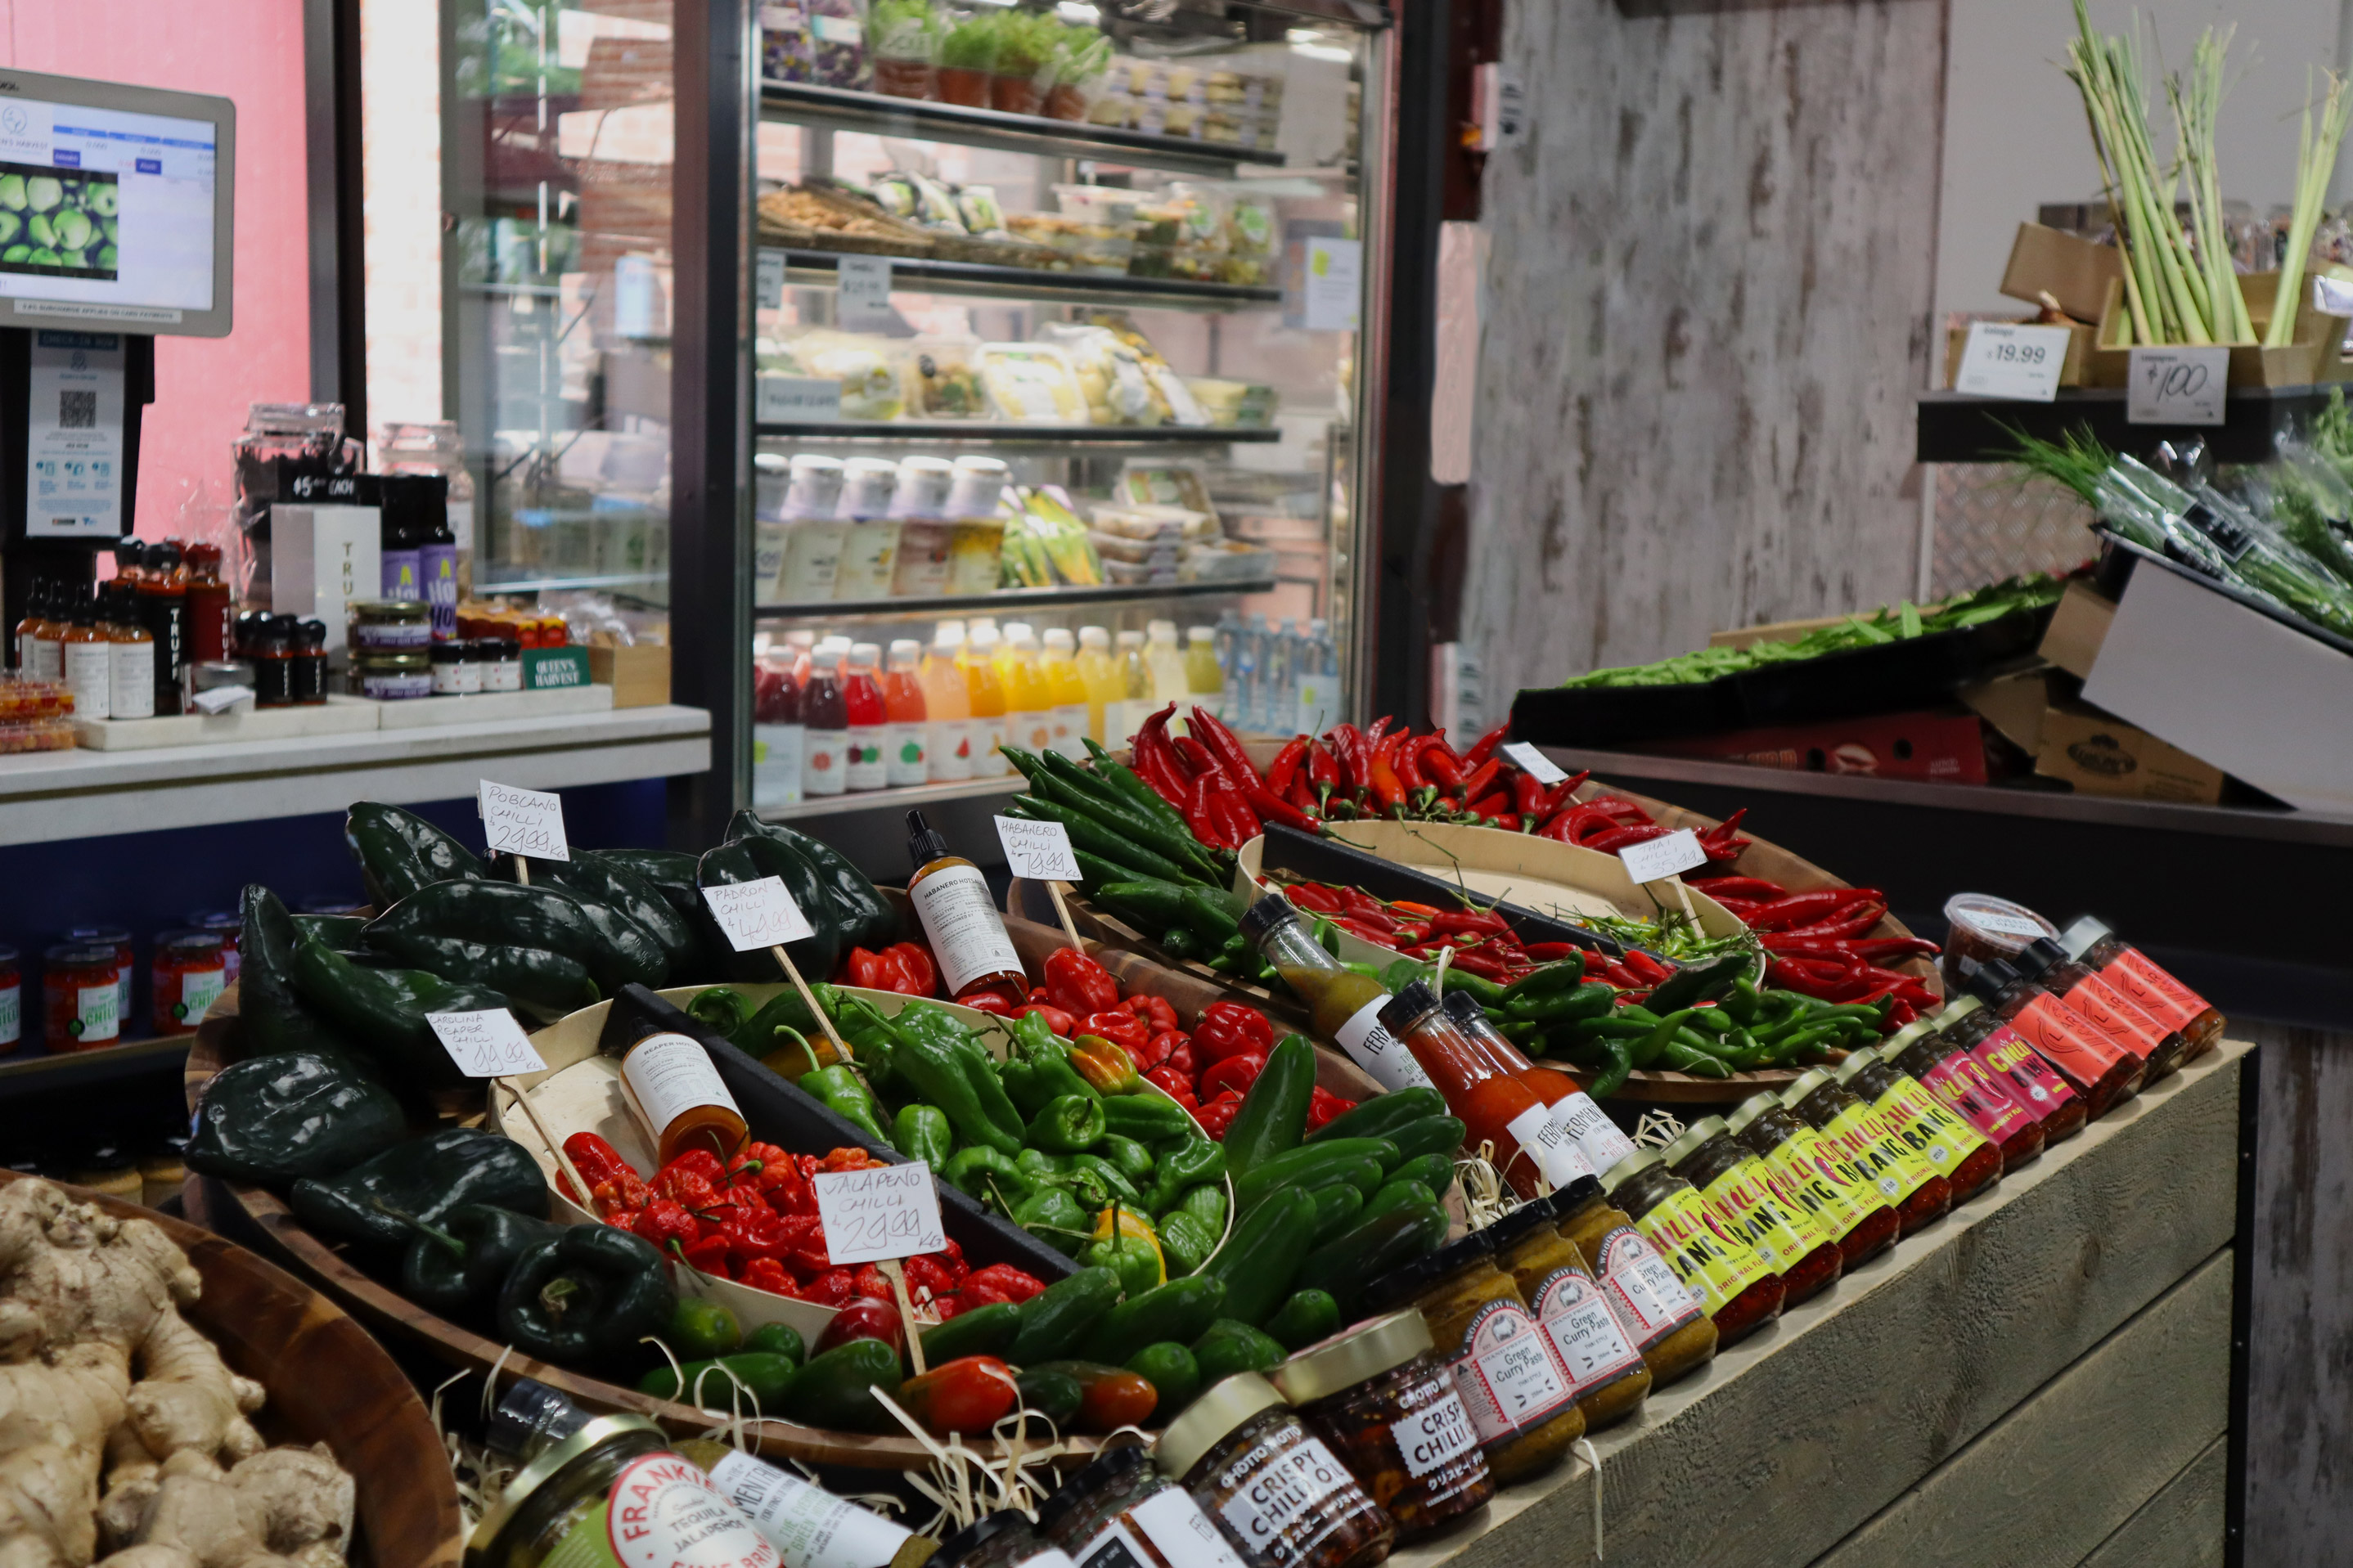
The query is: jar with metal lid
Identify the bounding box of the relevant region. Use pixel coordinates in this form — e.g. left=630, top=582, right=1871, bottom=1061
left=2060, top=915, right=2224, bottom=1061
left=1725, top=1090, right=1897, bottom=1270
left=151, top=930, right=227, bottom=1035
left=353, top=649, right=433, bottom=701
left=1660, top=1116, right=1842, bottom=1307
left=1885, top=1019, right=2045, bottom=1175
left=931, top=1513, right=1073, bottom=1568
left=1483, top=1190, right=1651, bottom=1429
left=1551, top=1184, right=1716, bottom=1387
left=469, top=1411, right=776, bottom=1568
left=1037, top=1444, right=1248, bottom=1568
left=43, top=943, right=122, bottom=1052
left=1358, top=1231, right=1583, bottom=1483
left=61, top=923, right=133, bottom=1031
left=1270, top=1310, right=1491, bottom=1543
left=1836, top=1045, right=2001, bottom=1204
left=1599, top=1148, right=1783, bottom=1346
left=482, top=636, right=524, bottom=692
left=431, top=639, right=482, bottom=694
left=350, top=597, right=434, bottom=653
left=1782, top=1066, right=1950, bottom=1236
left=1931, top=995, right=2085, bottom=1143
left=1156, top=1373, right=1394, bottom=1568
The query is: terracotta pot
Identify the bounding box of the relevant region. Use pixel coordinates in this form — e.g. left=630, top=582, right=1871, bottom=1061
left=991, top=74, right=1043, bottom=116
left=938, top=65, right=990, bottom=106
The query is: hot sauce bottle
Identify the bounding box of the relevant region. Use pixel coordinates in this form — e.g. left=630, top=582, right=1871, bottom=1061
left=2012, top=937, right=2187, bottom=1083
left=1439, top=989, right=1638, bottom=1175
left=904, top=810, right=1026, bottom=1009
left=184, top=543, right=232, bottom=665
left=606, top=1012, right=747, bottom=1166
left=1885, top=1018, right=2045, bottom=1174
left=1240, top=895, right=1431, bottom=1093
left=1782, top=1065, right=1951, bottom=1238
left=842, top=641, right=890, bottom=793
left=16, top=579, right=58, bottom=677
left=137, top=541, right=188, bottom=716
left=2059, top=916, right=2225, bottom=1063
left=1380, top=981, right=1590, bottom=1199
left=1963, top=959, right=2143, bottom=1121
left=1833, top=1046, right=2001, bottom=1206
left=1926, top=995, right=2085, bottom=1144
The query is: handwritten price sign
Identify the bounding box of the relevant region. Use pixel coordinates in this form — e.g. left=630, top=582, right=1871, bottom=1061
left=701, top=878, right=816, bottom=953
left=1617, top=829, right=1708, bottom=884
left=1498, top=741, right=1566, bottom=785
left=428, top=1009, right=547, bottom=1078
left=479, top=781, right=570, bottom=861
left=2127, top=346, right=2228, bottom=426
left=812, top=1162, right=947, bottom=1265
left=994, top=816, right=1082, bottom=882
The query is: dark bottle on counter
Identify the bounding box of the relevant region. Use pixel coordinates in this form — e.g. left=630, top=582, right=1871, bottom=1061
left=136, top=541, right=187, bottom=716
left=292, top=620, right=328, bottom=705
left=184, top=542, right=232, bottom=666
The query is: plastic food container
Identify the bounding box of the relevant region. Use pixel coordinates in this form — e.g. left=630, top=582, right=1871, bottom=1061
left=1941, top=892, right=2058, bottom=991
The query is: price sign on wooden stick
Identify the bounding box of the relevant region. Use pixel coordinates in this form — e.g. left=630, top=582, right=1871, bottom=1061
left=996, top=816, right=1087, bottom=950
left=813, top=1161, right=947, bottom=1373
left=479, top=780, right=569, bottom=868
left=1618, top=829, right=1709, bottom=928
left=429, top=1009, right=592, bottom=1213
left=700, top=878, right=848, bottom=1057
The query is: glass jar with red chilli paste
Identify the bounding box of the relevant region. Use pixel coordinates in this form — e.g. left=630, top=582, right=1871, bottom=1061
left=1833, top=1047, right=2000, bottom=1206
left=1940, top=893, right=2058, bottom=993
left=1886, top=1020, right=2045, bottom=1174
left=1271, top=1311, right=1494, bottom=1543
left=1661, top=1116, right=1842, bottom=1306
left=1782, top=1067, right=1950, bottom=1237
left=1037, top=1444, right=1251, bottom=1568
left=1358, top=1231, right=1586, bottom=1483
left=1379, top=983, right=1592, bottom=1199
left=470, top=1413, right=781, bottom=1568
left=1154, top=1373, right=1395, bottom=1568
left=1485, top=1191, right=1653, bottom=1430
left=61, top=923, right=133, bottom=1039
left=1599, top=1149, right=1783, bottom=1346
left=1725, top=1090, right=1899, bottom=1270
left=1929, top=995, right=2085, bottom=1144
left=187, top=910, right=242, bottom=986
left=2013, top=937, right=2188, bottom=1082
left=1964, top=960, right=2143, bottom=1121
left=2062, top=917, right=2225, bottom=1062
left=151, top=930, right=228, bottom=1035
left=1551, top=1186, right=1717, bottom=1388
left=43, top=945, right=122, bottom=1052
left=0, top=945, right=20, bottom=1056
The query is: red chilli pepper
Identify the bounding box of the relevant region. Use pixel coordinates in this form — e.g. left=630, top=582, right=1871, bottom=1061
left=1368, top=737, right=1408, bottom=815
left=1463, top=721, right=1510, bottom=768
left=1460, top=757, right=1505, bottom=804
left=1187, top=708, right=1264, bottom=790
left=1183, top=772, right=1231, bottom=850
left=1509, top=769, right=1546, bottom=816
left=1266, top=736, right=1310, bottom=796
left=1586, top=824, right=1673, bottom=854
left=1307, top=740, right=1340, bottom=807
left=1394, top=735, right=1430, bottom=793
left=1421, top=738, right=1467, bottom=792
left=1745, top=889, right=1878, bottom=932
left=1287, top=770, right=1320, bottom=815
left=1247, top=778, right=1321, bottom=835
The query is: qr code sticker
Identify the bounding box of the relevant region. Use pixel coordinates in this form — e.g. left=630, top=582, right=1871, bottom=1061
left=59, top=390, right=96, bottom=429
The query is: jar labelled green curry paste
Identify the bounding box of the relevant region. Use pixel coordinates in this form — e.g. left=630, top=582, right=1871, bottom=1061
left=1361, top=1230, right=1585, bottom=1485
left=1599, top=1149, right=1784, bottom=1347
left=1551, top=1184, right=1717, bottom=1389
left=1482, top=1189, right=1652, bottom=1431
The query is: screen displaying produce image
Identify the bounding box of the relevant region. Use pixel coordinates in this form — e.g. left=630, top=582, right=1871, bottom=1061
left=0, top=163, right=119, bottom=281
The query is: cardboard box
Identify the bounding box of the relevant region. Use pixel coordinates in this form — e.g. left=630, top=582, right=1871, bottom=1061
left=268, top=502, right=381, bottom=657
left=2084, top=270, right=2353, bottom=389
left=587, top=641, right=670, bottom=708
left=1958, top=666, right=2055, bottom=753
left=2000, top=222, right=2126, bottom=324
left=1641, top=709, right=1990, bottom=784
left=2033, top=701, right=2225, bottom=803
left=2038, top=579, right=2116, bottom=679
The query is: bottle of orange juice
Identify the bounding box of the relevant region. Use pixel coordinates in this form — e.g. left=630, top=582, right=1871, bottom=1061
left=1039, top=628, right=1090, bottom=759
left=961, top=621, right=1012, bottom=778
left=920, top=623, right=975, bottom=783
left=881, top=640, right=930, bottom=788
left=997, top=623, right=1054, bottom=759
left=1075, top=626, right=1120, bottom=744
left=1112, top=629, right=1154, bottom=746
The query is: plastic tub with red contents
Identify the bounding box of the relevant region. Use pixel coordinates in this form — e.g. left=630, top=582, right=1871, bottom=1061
left=1940, top=892, right=2059, bottom=993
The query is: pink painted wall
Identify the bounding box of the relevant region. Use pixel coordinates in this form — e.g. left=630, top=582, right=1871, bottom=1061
left=0, top=0, right=311, bottom=537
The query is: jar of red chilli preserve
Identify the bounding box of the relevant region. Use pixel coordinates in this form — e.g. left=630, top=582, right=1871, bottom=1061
left=1833, top=1046, right=2001, bottom=1206
left=1154, top=1373, right=1395, bottom=1568
left=1599, top=1149, right=1784, bottom=1346
left=1725, top=1090, right=1899, bottom=1269
left=2061, top=916, right=2225, bottom=1060
left=1781, top=1066, right=1950, bottom=1237
left=151, top=931, right=228, bottom=1035
left=1964, top=959, right=2142, bottom=1121
left=2013, top=937, right=2188, bottom=1083
left=43, top=944, right=122, bottom=1052
left=1661, top=1116, right=1843, bottom=1306
left=1884, top=1018, right=2045, bottom=1174
left=0, top=945, right=20, bottom=1056
left=1926, top=995, right=2085, bottom=1144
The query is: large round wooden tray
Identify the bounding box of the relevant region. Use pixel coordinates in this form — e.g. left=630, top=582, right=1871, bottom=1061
left=0, top=1168, right=464, bottom=1568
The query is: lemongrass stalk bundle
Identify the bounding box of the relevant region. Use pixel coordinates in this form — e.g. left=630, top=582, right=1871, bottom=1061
left=2266, top=69, right=2353, bottom=349
left=2169, top=27, right=2255, bottom=343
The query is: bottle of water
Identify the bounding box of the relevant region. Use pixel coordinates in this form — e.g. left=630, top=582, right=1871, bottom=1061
left=1294, top=618, right=1335, bottom=735
left=1264, top=620, right=1298, bottom=736
left=1212, top=609, right=1244, bottom=706
left=1238, top=613, right=1270, bottom=732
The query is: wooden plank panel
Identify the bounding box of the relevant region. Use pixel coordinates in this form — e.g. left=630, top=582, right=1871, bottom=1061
left=2077, top=1435, right=2226, bottom=1568
left=1462, top=0, right=1946, bottom=706
left=2239, top=1020, right=2353, bottom=1568
left=1388, top=1043, right=2247, bottom=1568
left=1814, top=1251, right=2230, bottom=1568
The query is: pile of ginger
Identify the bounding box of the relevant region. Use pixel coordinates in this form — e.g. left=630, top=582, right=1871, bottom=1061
left=0, top=1179, right=357, bottom=1568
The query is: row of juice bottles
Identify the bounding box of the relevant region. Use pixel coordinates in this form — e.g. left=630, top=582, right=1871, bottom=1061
left=751, top=614, right=1239, bottom=804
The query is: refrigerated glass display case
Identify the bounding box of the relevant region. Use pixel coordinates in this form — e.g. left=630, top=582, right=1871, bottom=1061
left=739, top=0, right=1392, bottom=829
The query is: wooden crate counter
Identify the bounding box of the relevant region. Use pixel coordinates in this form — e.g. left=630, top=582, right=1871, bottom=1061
left=1391, top=1040, right=2247, bottom=1568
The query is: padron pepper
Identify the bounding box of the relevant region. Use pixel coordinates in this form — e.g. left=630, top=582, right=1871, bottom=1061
left=1145, top=1139, right=1226, bottom=1215
left=290, top=1126, right=550, bottom=1249
left=1013, top=1186, right=1091, bottom=1255
left=1011, top=1010, right=1100, bottom=1104
left=1097, top=1134, right=1154, bottom=1185
left=1027, top=1094, right=1109, bottom=1154
left=187, top=1051, right=407, bottom=1184
left=893, top=1103, right=954, bottom=1171
left=800, top=1058, right=892, bottom=1148
left=398, top=1202, right=565, bottom=1317
left=884, top=1009, right=1023, bottom=1157
left=497, top=1224, right=677, bottom=1366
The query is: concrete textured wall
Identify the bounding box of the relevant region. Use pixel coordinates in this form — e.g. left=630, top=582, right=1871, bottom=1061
left=1463, top=0, right=1948, bottom=708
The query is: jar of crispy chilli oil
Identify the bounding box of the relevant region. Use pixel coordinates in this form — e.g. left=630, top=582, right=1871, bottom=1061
left=1886, top=1022, right=2045, bottom=1175
left=2061, top=916, right=2225, bottom=1061
left=1599, top=1150, right=1782, bottom=1346
left=1782, top=1067, right=1950, bottom=1238
left=1931, top=995, right=2085, bottom=1144
left=1964, top=960, right=2142, bottom=1121
left=1483, top=1191, right=1652, bottom=1429
left=1551, top=1184, right=1717, bottom=1388
left=1037, top=1444, right=1249, bottom=1568
left=1725, top=1090, right=1899, bottom=1269
left=1155, top=1373, right=1395, bottom=1568
left=1359, top=1231, right=1584, bottom=1484
left=1660, top=1116, right=1842, bottom=1306
left=2013, top=937, right=2188, bottom=1083
left=1271, top=1311, right=1492, bottom=1543
left=1833, top=1047, right=2001, bottom=1206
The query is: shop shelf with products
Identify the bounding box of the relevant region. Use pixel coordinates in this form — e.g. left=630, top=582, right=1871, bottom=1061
left=727, top=0, right=1395, bottom=850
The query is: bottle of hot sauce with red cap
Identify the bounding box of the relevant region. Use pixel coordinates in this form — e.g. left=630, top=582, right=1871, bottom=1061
left=1964, top=959, right=2143, bottom=1121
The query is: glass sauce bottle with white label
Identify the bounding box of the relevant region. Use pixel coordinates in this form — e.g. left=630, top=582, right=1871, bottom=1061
left=1381, top=981, right=1579, bottom=1199
left=905, top=810, right=1026, bottom=1009
left=1238, top=895, right=1433, bottom=1094
left=607, top=1013, right=748, bottom=1166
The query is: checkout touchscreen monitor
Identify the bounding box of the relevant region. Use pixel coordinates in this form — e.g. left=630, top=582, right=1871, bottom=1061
left=0, top=69, right=233, bottom=338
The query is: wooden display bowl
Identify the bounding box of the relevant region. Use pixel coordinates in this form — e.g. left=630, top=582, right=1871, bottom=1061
left=0, top=1167, right=464, bottom=1568
left=187, top=992, right=1106, bottom=1473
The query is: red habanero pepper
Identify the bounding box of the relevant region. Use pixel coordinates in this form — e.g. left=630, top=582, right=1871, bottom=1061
left=1164, top=1038, right=1199, bottom=1079
left=1081, top=1009, right=1150, bottom=1054
left=1042, top=946, right=1121, bottom=1017
left=960, top=984, right=1023, bottom=1018
left=1016, top=1002, right=1079, bottom=1036
left=844, top=947, right=888, bottom=990
left=883, top=941, right=938, bottom=995
left=1121, top=992, right=1179, bottom=1034
left=1133, top=1031, right=1177, bottom=1070
left=1194, top=1090, right=1246, bottom=1140
left=1306, top=1085, right=1358, bottom=1132
left=738, top=1256, right=794, bottom=1296
left=1463, top=721, right=1511, bottom=768
left=1266, top=736, right=1310, bottom=797
left=1195, top=1000, right=1277, bottom=1060
left=1199, top=1051, right=1267, bottom=1099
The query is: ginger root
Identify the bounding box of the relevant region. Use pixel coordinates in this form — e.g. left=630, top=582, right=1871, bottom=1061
left=0, top=1182, right=352, bottom=1568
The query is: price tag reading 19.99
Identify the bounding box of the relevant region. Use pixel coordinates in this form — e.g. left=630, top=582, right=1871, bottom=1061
left=994, top=815, right=1082, bottom=883
left=811, top=1162, right=947, bottom=1265
left=1953, top=321, right=2072, bottom=402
